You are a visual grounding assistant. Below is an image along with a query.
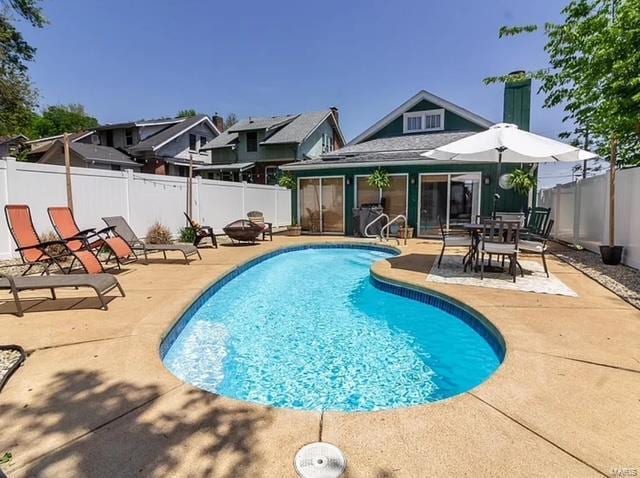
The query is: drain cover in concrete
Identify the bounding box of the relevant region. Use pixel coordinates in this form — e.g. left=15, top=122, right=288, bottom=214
left=294, top=442, right=346, bottom=478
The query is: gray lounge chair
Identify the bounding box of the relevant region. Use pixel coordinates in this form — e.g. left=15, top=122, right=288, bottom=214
left=102, top=216, right=201, bottom=264
left=0, top=272, right=125, bottom=317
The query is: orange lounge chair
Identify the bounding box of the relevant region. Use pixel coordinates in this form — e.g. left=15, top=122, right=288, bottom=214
left=5, top=205, right=105, bottom=275
left=48, top=207, right=135, bottom=269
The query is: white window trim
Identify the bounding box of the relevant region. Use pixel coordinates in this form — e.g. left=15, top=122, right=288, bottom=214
left=403, top=109, right=445, bottom=133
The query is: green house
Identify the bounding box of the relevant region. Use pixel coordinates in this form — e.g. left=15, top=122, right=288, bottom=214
left=281, top=82, right=533, bottom=236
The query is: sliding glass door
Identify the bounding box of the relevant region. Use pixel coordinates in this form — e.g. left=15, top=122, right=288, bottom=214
left=355, top=174, right=408, bottom=218
left=299, top=177, right=344, bottom=234
left=418, top=173, right=481, bottom=236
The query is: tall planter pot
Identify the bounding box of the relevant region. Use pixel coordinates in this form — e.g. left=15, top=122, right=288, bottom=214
left=599, top=245, right=623, bottom=265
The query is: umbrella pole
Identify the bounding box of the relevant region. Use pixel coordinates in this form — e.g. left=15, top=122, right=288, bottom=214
left=492, top=150, right=503, bottom=219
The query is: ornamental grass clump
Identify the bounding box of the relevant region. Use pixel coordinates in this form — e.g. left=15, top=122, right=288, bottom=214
left=146, top=222, right=173, bottom=244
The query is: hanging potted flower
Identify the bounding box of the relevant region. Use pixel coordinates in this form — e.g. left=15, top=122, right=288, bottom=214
left=508, top=167, right=537, bottom=197
left=367, top=168, right=391, bottom=203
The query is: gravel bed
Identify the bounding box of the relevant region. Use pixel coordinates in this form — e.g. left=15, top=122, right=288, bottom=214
left=0, top=348, right=23, bottom=389
left=551, top=243, right=640, bottom=309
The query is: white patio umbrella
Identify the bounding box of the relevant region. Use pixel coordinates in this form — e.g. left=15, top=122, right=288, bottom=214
left=421, top=123, right=598, bottom=217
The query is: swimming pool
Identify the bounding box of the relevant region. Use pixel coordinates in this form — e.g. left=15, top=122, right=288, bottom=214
left=162, top=245, right=504, bottom=412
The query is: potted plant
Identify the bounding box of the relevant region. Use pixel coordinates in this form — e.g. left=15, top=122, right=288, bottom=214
left=397, top=225, right=414, bottom=239
left=286, top=218, right=302, bottom=236
left=509, top=167, right=537, bottom=197
left=278, top=171, right=296, bottom=190
left=367, top=168, right=391, bottom=203
left=599, top=137, right=623, bottom=265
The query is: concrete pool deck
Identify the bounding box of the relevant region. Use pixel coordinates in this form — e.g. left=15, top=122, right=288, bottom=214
left=0, top=236, right=638, bottom=477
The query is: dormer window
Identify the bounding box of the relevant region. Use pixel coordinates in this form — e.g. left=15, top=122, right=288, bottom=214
left=403, top=109, right=445, bottom=133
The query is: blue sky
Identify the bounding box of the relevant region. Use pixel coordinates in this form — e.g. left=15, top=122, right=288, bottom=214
left=22, top=0, right=579, bottom=187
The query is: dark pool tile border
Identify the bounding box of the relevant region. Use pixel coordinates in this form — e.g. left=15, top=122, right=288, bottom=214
left=160, top=243, right=506, bottom=364
left=370, top=273, right=506, bottom=361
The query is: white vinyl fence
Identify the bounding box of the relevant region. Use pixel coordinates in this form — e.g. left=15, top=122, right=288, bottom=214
left=0, top=158, right=291, bottom=260
left=537, top=167, right=640, bottom=269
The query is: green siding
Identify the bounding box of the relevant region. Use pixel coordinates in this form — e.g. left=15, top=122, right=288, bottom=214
left=503, top=79, right=531, bottom=131
left=364, top=99, right=485, bottom=141
left=291, top=163, right=527, bottom=235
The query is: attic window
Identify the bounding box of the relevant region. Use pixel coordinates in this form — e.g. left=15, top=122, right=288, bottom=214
left=403, top=109, right=444, bottom=133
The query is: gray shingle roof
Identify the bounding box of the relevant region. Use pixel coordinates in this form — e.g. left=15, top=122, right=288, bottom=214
left=128, top=115, right=211, bottom=152
left=261, top=111, right=332, bottom=145
left=283, top=131, right=477, bottom=169
left=227, top=115, right=296, bottom=133
left=96, top=117, right=182, bottom=130
left=69, top=142, right=140, bottom=167
left=325, top=131, right=475, bottom=156
left=200, top=129, right=239, bottom=150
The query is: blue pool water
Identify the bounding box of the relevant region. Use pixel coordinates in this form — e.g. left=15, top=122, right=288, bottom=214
left=163, top=246, right=503, bottom=412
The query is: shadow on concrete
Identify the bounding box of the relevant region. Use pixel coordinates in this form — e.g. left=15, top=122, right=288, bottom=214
left=0, top=296, right=119, bottom=317
left=0, top=369, right=273, bottom=477
left=385, top=253, right=436, bottom=274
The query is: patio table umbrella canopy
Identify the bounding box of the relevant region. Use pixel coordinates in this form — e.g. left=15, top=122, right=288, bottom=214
left=421, top=123, right=598, bottom=216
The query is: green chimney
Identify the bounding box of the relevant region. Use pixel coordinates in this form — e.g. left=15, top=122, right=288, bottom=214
left=503, top=72, right=531, bottom=131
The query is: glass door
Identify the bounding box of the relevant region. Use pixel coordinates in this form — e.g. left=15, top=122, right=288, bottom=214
left=355, top=175, right=408, bottom=217
left=299, top=178, right=321, bottom=233
left=449, top=174, right=480, bottom=227
left=418, top=173, right=481, bottom=236
left=299, top=177, right=344, bottom=234
left=419, top=175, right=449, bottom=235
left=321, top=177, right=344, bottom=233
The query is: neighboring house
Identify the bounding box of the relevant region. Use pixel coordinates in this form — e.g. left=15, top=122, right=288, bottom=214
left=39, top=140, right=141, bottom=170
left=281, top=81, right=532, bottom=236
left=26, top=131, right=96, bottom=162
left=95, top=114, right=221, bottom=176
left=199, top=108, right=344, bottom=184
left=0, top=135, right=29, bottom=157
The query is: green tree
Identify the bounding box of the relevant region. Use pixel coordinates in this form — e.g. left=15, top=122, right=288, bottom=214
left=177, top=109, right=197, bottom=117
left=28, top=104, right=99, bottom=138
left=484, top=0, right=640, bottom=167
left=0, top=0, right=47, bottom=136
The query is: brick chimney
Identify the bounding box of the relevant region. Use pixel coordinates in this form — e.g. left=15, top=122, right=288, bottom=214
left=503, top=71, right=531, bottom=131
left=212, top=113, right=224, bottom=132
left=330, top=106, right=339, bottom=125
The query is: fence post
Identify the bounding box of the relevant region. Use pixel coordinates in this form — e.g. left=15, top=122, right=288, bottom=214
left=573, top=180, right=580, bottom=246
left=194, top=175, right=202, bottom=222
left=1, top=158, right=16, bottom=258
left=241, top=181, right=247, bottom=217
left=274, top=186, right=278, bottom=227
left=125, top=168, right=133, bottom=222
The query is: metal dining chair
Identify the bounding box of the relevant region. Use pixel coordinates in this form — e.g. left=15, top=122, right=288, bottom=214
left=479, top=220, right=522, bottom=282
left=437, top=216, right=472, bottom=268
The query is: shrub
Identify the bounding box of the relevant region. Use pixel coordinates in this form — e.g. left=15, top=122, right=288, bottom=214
left=278, top=171, right=296, bottom=189
left=146, top=222, right=173, bottom=244
left=178, top=227, right=196, bottom=243
left=40, top=230, right=68, bottom=257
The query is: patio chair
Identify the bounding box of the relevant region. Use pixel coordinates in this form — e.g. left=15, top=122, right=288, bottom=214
left=183, top=212, right=218, bottom=248
left=523, top=207, right=551, bottom=239
left=0, top=271, right=124, bottom=317
left=246, top=211, right=273, bottom=241
left=437, top=216, right=472, bottom=268
left=5, top=205, right=106, bottom=275
left=479, top=220, right=522, bottom=283
left=48, top=207, right=135, bottom=269
left=519, top=219, right=554, bottom=277
left=102, top=216, right=201, bottom=264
